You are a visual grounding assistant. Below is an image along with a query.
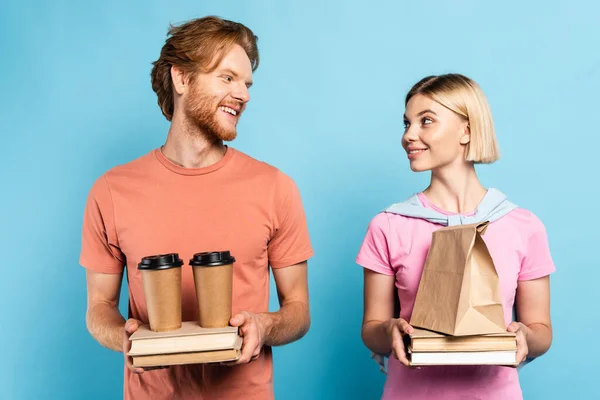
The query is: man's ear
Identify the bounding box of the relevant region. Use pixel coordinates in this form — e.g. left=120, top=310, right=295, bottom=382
left=171, top=66, right=187, bottom=95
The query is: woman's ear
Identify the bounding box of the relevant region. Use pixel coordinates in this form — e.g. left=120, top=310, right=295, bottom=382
left=460, top=123, right=471, bottom=145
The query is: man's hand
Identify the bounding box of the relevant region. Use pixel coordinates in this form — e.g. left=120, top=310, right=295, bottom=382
left=123, top=318, right=169, bottom=374
left=123, top=319, right=144, bottom=374
left=223, top=311, right=270, bottom=365
left=221, top=262, right=310, bottom=367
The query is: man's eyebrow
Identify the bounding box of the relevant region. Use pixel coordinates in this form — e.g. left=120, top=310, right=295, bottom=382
left=220, top=68, right=252, bottom=87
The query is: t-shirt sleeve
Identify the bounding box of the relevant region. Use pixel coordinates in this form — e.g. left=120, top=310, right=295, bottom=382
left=267, top=173, right=314, bottom=269
left=518, top=212, right=556, bottom=281
left=79, top=174, right=126, bottom=274
left=356, top=213, right=394, bottom=276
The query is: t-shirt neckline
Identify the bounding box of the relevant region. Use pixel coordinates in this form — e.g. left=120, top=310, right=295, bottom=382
left=417, top=192, right=478, bottom=217
left=153, top=145, right=235, bottom=176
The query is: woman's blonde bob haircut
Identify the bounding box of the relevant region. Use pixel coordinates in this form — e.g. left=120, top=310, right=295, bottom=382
left=406, top=74, right=500, bottom=164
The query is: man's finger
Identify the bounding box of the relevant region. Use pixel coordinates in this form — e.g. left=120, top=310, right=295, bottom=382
left=143, top=366, right=169, bottom=371
left=125, top=319, right=140, bottom=334
left=252, top=346, right=261, bottom=358
left=240, top=338, right=259, bottom=362
left=125, top=355, right=145, bottom=374
left=230, top=313, right=247, bottom=327
left=250, top=344, right=261, bottom=361
left=229, top=335, right=257, bottom=365
left=123, top=319, right=144, bottom=374
left=240, top=322, right=252, bottom=336
left=222, top=336, right=256, bottom=366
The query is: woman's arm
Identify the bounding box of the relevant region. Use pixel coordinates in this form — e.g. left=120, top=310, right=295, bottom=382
left=514, top=275, right=553, bottom=358
left=361, top=268, right=414, bottom=366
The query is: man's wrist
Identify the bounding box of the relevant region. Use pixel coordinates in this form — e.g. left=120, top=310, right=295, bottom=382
left=256, top=312, right=276, bottom=342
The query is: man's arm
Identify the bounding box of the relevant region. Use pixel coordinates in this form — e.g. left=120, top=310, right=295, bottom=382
left=260, top=261, right=310, bottom=346
left=228, top=261, right=310, bottom=364
left=86, top=269, right=146, bottom=373
left=86, top=269, right=126, bottom=351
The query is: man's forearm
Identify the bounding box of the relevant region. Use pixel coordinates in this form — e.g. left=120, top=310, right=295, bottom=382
left=258, top=301, right=310, bottom=347
left=86, top=302, right=126, bottom=352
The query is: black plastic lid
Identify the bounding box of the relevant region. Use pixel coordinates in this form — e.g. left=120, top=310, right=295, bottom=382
left=138, top=253, right=183, bottom=270
left=190, top=251, right=236, bottom=267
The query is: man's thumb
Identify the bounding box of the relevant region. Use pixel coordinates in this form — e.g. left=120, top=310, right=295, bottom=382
left=230, top=313, right=246, bottom=326
left=125, top=319, right=139, bottom=333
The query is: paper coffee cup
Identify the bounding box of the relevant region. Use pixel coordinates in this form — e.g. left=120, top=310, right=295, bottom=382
left=138, top=253, right=183, bottom=332
left=189, top=251, right=235, bottom=328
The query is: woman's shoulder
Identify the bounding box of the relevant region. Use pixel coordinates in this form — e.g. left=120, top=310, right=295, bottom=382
left=369, top=210, right=433, bottom=227
left=495, top=207, right=550, bottom=246
left=505, top=207, right=547, bottom=229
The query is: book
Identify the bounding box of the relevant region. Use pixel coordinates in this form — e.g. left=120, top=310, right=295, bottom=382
left=132, top=337, right=243, bottom=368
left=128, top=322, right=240, bottom=356
left=408, top=348, right=517, bottom=366
left=128, top=321, right=243, bottom=366
left=407, top=328, right=517, bottom=352
left=404, top=328, right=518, bottom=366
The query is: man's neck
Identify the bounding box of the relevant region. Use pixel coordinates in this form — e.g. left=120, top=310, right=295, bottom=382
left=161, top=117, right=226, bottom=169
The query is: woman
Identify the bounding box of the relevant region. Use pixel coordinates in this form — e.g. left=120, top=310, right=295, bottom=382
left=356, top=74, right=554, bottom=400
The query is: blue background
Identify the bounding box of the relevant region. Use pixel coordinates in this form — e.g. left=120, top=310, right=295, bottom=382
left=1, top=1, right=598, bottom=399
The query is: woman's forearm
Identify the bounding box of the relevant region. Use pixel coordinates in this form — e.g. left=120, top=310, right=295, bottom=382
left=362, top=319, right=392, bottom=355
left=523, top=322, right=552, bottom=358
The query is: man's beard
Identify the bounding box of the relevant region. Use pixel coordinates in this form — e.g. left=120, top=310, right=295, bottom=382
left=184, top=88, right=237, bottom=142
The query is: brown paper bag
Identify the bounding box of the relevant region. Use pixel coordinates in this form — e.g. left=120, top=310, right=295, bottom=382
left=409, top=221, right=506, bottom=336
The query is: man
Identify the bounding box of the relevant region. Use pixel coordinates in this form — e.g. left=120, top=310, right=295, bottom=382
left=80, top=16, right=313, bottom=399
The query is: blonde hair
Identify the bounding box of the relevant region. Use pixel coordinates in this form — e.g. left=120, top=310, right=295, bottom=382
left=406, top=74, right=499, bottom=163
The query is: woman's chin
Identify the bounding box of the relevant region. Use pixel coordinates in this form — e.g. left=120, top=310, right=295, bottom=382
left=409, top=162, right=431, bottom=173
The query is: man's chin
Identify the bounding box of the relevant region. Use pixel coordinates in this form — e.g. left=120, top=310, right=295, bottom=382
left=217, top=130, right=237, bottom=142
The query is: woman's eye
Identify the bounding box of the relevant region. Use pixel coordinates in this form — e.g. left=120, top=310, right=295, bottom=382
left=422, top=117, right=433, bottom=125
left=223, top=75, right=232, bottom=82
left=403, top=121, right=410, bottom=130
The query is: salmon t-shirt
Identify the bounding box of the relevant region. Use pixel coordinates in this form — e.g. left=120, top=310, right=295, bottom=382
left=80, top=147, right=314, bottom=400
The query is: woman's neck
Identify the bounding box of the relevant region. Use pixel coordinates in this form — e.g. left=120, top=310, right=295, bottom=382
left=423, top=161, right=487, bottom=214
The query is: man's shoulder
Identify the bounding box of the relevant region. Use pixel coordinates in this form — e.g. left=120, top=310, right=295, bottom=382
left=85, top=150, right=155, bottom=198
left=231, top=148, right=293, bottom=184
left=103, top=149, right=156, bottom=181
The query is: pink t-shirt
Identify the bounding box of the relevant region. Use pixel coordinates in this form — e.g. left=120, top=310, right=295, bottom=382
left=356, top=193, right=555, bottom=400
